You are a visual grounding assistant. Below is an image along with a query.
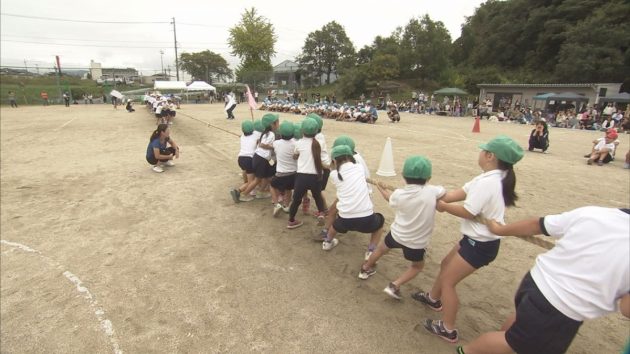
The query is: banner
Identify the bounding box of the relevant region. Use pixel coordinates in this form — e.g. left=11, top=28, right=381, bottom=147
left=245, top=85, right=258, bottom=111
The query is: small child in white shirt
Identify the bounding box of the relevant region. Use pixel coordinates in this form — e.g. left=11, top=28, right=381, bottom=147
left=359, top=156, right=445, bottom=301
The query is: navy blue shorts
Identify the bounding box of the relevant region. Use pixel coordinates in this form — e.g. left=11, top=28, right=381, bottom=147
left=505, top=272, right=583, bottom=354
left=333, top=213, right=384, bottom=234
left=384, top=232, right=425, bottom=262
left=238, top=156, right=254, bottom=174
left=252, top=154, right=275, bottom=178
left=457, top=235, right=500, bottom=269
left=270, top=173, right=296, bottom=191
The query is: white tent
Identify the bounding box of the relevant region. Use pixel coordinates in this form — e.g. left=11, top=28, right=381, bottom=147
left=187, top=81, right=216, bottom=91
left=154, top=81, right=187, bottom=90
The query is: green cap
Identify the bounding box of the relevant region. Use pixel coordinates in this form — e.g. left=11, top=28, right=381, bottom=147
left=279, top=121, right=294, bottom=138
left=253, top=119, right=264, bottom=132
left=293, top=122, right=303, bottom=139
left=403, top=155, right=432, bottom=179
left=333, top=135, right=355, bottom=152
left=261, top=113, right=279, bottom=129
left=478, top=135, right=524, bottom=165
left=306, top=113, right=323, bottom=131
left=331, top=145, right=353, bottom=160
left=241, top=121, right=254, bottom=134
left=302, top=118, right=319, bottom=135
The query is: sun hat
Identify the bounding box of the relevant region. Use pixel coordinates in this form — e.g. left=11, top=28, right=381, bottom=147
left=241, top=120, right=254, bottom=134
left=279, top=121, right=294, bottom=138
left=333, top=135, right=356, bottom=152
left=253, top=119, right=264, bottom=133
left=478, top=135, right=524, bottom=165
left=302, top=118, right=319, bottom=135
left=606, top=129, right=618, bottom=139
left=293, top=121, right=303, bottom=139
left=403, top=155, right=432, bottom=179
left=261, top=113, right=279, bottom=128
left=306, top=113, right=323, bottom=130
left=331, top=145, right=353, bottom=160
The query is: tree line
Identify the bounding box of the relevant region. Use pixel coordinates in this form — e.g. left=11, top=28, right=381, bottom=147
left=178, top=0, right=630, bottom=97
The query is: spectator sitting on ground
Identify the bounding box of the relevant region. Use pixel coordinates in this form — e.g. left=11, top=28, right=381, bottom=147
left=528, top=121, right=549, bottom=153
left=126, top=99, right=135, bottom=113
left=585, top=129, right=619, bottom=166
left=387, top=104, right=400, bottom=123
left=601, top=115, right=615, bottom=131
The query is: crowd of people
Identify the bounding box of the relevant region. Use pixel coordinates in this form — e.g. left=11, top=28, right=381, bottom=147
left=144, top=93, right=179, bottom=125
left=259, top=99, right=379, bottom=124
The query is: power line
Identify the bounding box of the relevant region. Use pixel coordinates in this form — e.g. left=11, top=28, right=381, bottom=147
left=0, top=39, right=230, bottom=50
left=1, top=34, right=226, bottom=46
left=0, top=12, right=169, bottom=24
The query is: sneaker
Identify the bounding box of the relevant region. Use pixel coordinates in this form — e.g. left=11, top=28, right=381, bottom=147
left=583, top=153, right=591, bottom=158
left=256, top=192, right=271, bottom=199
left=358, top=266, right=376, bottom=280
left=230, top=189, right=240, bottom=203
left=164, top=160, right=175, bottom=166
left=411, top=291, right=443, bottom=311
left=302, top=197, right=311, bottom=214
left=597, top=160, right=604, bottom=166
left=587, top=159, right=593, bottom=165
left=542, top=150, right=549, bottom=154
left=624, top=163, right=630, bottom=169
left=239, top=195, right=254, bottom=202
left=423, top=319, right=458, bottom=343
left=364, top=251, right=373, bottom=261
left=152, top=165, right=164, bottom=173
left=287, top=220, right=303, bottom=229
left=322, top=238, right=339, bottom=251
left=316, top=213, right=326, bottom=226
left=383, top=283, right=402, bottom=300
left=281, top=204, right=290, bottom=213
left=273, top=203, right=283, bottom=217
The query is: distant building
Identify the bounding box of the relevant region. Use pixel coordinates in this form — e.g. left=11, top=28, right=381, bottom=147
left=90, top=60, right=138, bottom=84
left=477, top=83, right=623, bottom=110
left=140, top=73, right=171, bottom=85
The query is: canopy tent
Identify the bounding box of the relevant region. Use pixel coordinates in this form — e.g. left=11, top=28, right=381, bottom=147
left=548, top=92, right=589, bottom=102
left=109, top=90, right=123, bottom=99
left=434, top=87, right=469, bottom=96
left=187, top=81, right=216, bottom=91
left=154, top=81, right=187, bottom=90
left=600, top=92, right=630, bottom=103
left=532, top=93, right=555, bottom=100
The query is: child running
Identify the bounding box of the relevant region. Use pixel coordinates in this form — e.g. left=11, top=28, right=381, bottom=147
left=230, top=121, right=259, bottom=203
left=270, top=121, right=297, bottom=216
left=322, top=145, right=384, bottom=260
left=414, top=135, right=523, bottom=343
left=287, top=118, right=328, bottom=229
left=358, top=156, right=446, bottom=301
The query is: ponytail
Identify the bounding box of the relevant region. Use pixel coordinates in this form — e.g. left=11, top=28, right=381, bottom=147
left=498, top=160, right=517, bottom=207
left=150, top=123, right=168, bottom=141
left=334, top=155, right=356, bottom=181
left=307, top=135, right=323, bottom=179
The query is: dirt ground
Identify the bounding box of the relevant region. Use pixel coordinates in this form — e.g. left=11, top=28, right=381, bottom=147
left=1, top=102, right=628, bottom=354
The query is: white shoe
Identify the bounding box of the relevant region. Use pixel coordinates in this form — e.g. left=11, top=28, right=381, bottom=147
left=322, top=238, right=339, bottom=251
left=164, top=160, right=175, bottom=166
left=152, top=165, right=164, bottom=173
left=272, top=203, right=282, bottom=217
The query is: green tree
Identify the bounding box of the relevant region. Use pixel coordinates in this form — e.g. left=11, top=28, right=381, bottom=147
left=399, top=15, right=453, bottom=83
left=179, top=50, right=232, bottom=83
left=298, top=21, right=355, bottom=85
left=228, top=7, right=277, bottom=82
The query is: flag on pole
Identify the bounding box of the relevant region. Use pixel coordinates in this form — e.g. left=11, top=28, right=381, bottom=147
left=245, top=85, right=258, bottom=111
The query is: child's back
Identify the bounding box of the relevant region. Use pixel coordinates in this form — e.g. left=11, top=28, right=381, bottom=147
left=390, top=184, right=445, bottom=249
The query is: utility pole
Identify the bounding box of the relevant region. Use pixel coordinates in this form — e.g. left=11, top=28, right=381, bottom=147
left=35, top=64, right=39, bottom=75
left=160, top=50, right=165, bottom=76
left=23, top=59, right=28, bottom=74
left=171, top=17, right=180, bottom=81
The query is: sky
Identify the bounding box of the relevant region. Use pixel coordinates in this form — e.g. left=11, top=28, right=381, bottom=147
left=0, top=0, right=486, bottom=78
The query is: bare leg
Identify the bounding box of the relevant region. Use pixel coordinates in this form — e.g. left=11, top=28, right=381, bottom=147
left=392, top=261, right=424, bottom=288
left=429, top=244, right=461, bottom=300
left=363, top=240, right=389, bottom=269
left=461, top=331, right=513, bottom=354
left=436, top=252, right=477, bottom=330
left=368, top=227, right=384, bottom=251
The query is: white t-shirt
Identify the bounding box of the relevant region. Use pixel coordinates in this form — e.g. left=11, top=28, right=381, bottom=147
left=315, top=133, right=331, bottom=166
left=354, top=152, right=372, bottom=194
left=254, top=131, right=275, bottom=160
left=238, top=133, right=258, bottom=158
left=594, top=137, right=616, bottom=153
left=294, top=138, right=317, bottom=174
left=461, top=170, right=506, bottom=242
left=331, top=162, right=373, bottom=218
left=390, top=184, right=446, bottom=249
left=272, top=139, right=297, bottom=173
left=530, top=207, right=630, bottom=321
left=155, top=105, right=163, bottom=114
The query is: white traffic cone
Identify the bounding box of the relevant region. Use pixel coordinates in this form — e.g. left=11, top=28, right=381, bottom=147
left=376, top=137, right=396, bottom=177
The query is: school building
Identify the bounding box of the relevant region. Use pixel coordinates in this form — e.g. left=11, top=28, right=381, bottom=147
left=477, top=83, right=623, bottom=110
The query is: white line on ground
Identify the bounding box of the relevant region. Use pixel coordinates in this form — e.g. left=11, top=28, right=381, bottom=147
left=0, top=239, right=123, bottom=354
left=56, top=118, right=77, bottom=130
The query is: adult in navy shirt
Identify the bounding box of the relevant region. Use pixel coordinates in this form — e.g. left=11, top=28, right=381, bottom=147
left=146, top=124, right=179, bottom=173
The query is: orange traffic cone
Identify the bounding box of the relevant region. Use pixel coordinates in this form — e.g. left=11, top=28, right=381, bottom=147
left=472, top=116, right=480, bottom=133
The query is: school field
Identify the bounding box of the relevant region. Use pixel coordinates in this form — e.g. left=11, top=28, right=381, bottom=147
left=1, top=103, right=628, bottom=353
